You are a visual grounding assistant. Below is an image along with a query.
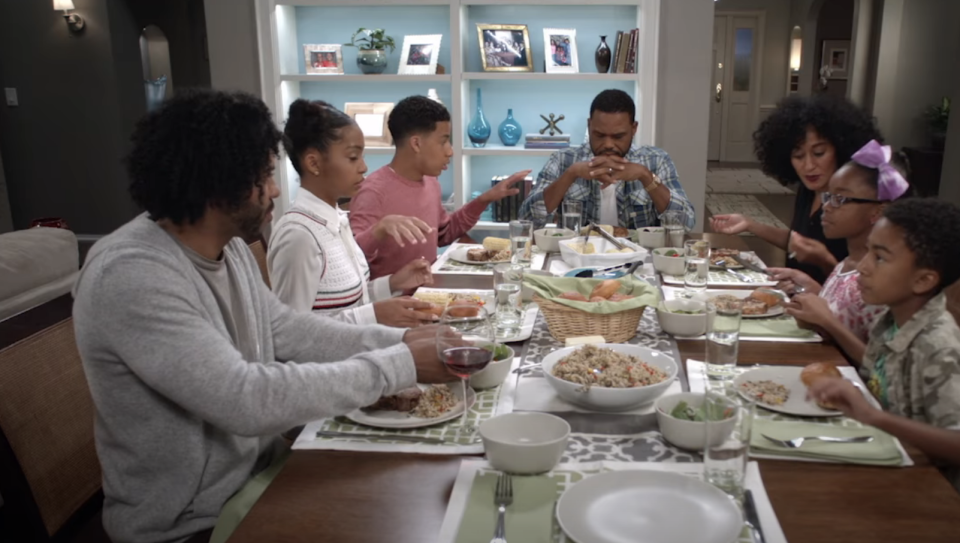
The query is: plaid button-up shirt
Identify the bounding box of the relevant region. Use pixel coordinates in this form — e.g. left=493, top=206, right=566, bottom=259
left=519, top=143, right=696, bottom=230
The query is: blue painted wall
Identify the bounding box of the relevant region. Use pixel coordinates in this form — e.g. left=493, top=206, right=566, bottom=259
left=295, top=5, right=451, bottom=75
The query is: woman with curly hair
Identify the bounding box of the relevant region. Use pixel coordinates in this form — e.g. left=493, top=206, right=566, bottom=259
left=710, top=94, right=883, bottom=283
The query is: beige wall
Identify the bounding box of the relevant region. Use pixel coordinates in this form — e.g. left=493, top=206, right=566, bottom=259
left=657, top=0, right=715, bottom=232
left=204, top=0, right=261, bottom=95
left=714, top=0, right=792, bottom=107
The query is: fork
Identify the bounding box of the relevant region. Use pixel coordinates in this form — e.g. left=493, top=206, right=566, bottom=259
left=761, top=433, right=874, bottom=448
left=491, top=472, right=513, bottom=543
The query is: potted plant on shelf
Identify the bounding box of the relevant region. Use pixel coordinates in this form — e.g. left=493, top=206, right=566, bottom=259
left=343, top=28, right=396, bottom=75
left=923, top=96, right=950, bottom=150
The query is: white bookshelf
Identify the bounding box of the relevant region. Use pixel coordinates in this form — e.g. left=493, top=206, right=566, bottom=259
left=255, top=0, right=661, bottom=222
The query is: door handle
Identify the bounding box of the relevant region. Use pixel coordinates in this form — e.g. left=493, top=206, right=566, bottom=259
left=715, top=83, right=722, bottom=103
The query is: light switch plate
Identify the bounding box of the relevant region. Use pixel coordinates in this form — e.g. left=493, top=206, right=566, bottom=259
left=4, top=88, right=17, bottom=107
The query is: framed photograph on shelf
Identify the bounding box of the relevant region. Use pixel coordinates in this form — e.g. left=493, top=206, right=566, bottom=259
left=543, top=28, right=578, bottom=74
left=398, top=34, right=442, bottom=75
left=477, top=24, right=533, bottom=72
left=344, top=102, right=394, bottom=147
left=821, top=40, right=850, bottom=80
left=303, top=44, right=343, bottom=75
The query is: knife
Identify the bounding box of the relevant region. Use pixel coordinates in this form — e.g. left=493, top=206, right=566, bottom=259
left=743, top=490, right=766, bottom=543
left=732, top=254, right=773, bottom=276
left=315, top=430, right=448, bottom=445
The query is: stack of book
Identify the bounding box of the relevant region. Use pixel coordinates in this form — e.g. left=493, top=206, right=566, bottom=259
left=490, top=175, right=534, bottom=222
left=611, top=28, right=640, bottom=73
left=524, top=134, right=570, bottom=150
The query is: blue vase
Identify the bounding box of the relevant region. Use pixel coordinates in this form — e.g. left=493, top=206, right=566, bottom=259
left=467, top=88, right=491, bottom=147
left=498, top=109, right=522, bottom=147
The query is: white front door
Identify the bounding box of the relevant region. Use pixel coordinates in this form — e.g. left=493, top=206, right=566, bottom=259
left=708, top=14, right=762, bottom=163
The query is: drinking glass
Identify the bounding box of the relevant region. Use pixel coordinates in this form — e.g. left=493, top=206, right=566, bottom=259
left=436, top=303, right=495, bottom=430
left=705, top=297, right=743, bottom=381
left=492, top=263, right=524, bottom=338
left=509, top=220, right=534, bottom=267
left=683, top=239, right=710, bottom=295
left=660, top=210, right=686, bottom=248
left=704, top=391, right=755, bottom=501
left=562, top=201, right=583, bottom=234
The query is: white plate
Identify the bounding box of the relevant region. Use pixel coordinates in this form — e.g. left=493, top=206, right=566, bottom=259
left=447, top=246, right=511, bottom=266
left=742, top=305, right=785, bottom=319
left=344, top=384, right=477, bottom=429
left=414, top=288, right=538, bottom=343
left=734, top=366, right=842, bottom=417
left=557, top=470, right=743, bottom=543
left=692, top=289, right=787, bottom=320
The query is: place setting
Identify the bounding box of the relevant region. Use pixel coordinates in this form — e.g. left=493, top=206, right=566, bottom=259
left=434, top=221, right=548, bottom=274
left=656, top=241, right=778, bottom=288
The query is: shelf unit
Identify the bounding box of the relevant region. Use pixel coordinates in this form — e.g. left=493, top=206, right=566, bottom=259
left=255, top=0, right=661, bottom=222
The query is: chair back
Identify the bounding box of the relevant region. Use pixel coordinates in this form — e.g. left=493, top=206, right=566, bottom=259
left=248, top=239, right=271, bottom=288
left=946, top=281, right=960, bottom=325
left=0, top=318, right=101, bottom=539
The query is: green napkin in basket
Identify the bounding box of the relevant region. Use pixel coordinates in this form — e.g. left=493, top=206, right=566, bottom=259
left=455, top=472, right=558, bottom=543
left=739, top=315, right=817, bottom=339
left=523, top=274, right=659, bottom=314
left=751, top=419, right=902, bottom=466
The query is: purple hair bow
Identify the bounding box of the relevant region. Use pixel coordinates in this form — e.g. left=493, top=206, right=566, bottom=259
left=851, top=140, right=909, bottom=201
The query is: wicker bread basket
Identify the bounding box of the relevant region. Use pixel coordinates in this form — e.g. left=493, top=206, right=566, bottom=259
left=533, top=294, right=644, bottom=343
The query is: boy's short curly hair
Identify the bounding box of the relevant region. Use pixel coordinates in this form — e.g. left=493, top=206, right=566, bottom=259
left=126, top=89, right=283, bottom=225
left=754, top=95, right=882, bottom=186
left=883, top=198, right=960, bottom=292
left=387, top=95, right=450, bottom=143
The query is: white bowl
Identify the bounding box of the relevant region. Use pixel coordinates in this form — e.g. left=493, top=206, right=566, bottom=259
left=540, top=344, right=678, bottom=412
left=655, top=392, right=738, bottom=450
left=469, top=345, right=515, bottom=390
left=558, top=237, right=647, bottom=270
left=636, top=227, right=667, bottom=248
left=479, top=413, right=570, bottom=474
left=656, top=299, right=707, bottom=337
left=651, top=247, right=686, bottom=276
left=534, top=228, right=576, bottom=253
left=521, top=269, right=553, bottom=303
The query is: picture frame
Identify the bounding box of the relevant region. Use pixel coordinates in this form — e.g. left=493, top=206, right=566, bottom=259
left=303, top=44, right=344, bottom=75
left=477, top=24, right=533, bottom=72
left=344, top=102, right=394, bottom=147
left=398, top=34, right=442, bottom=75
left=543, top=28, right=578, bottom=74
left=821, top=40, right=850, bottom=80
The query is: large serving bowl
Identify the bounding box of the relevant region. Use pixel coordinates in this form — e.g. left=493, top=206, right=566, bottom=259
left=656, top=299, right=707, bottom=337
left=479, top=412, right=570, bottom=474
left=655, top=392, right=738, bottom=450
left=469, top=344, right=515, bottom=390
left=534, top=228, right=576, bottom=253
left=540, top=344, right=678, bottom=412
left=651, top=247, right=686, bottom=276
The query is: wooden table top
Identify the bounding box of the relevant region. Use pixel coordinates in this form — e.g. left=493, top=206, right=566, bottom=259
left=229, top=233, right=960, bottom=543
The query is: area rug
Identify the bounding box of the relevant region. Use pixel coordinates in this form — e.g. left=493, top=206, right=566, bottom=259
left=705, top=193, right=789, bottom=233
left=706, top=168, right=795, bottom=195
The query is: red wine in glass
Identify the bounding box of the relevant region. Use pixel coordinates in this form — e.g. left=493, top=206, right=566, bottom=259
left=442, top=346, right=493, bottom=379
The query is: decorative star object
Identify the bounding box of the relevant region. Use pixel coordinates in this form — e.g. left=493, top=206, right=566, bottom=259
left=539, top=113, right=565, bottom=136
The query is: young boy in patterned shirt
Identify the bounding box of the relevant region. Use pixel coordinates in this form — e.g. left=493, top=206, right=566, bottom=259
left=809, top=198, right=960, bottom=490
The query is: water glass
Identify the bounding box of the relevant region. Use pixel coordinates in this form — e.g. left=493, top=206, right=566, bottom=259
left=705, top=297, right=743, bottom=381
left=492, top=263, right=524, bottom=338
left=660, top=210, right=686, bottom=248
left=562, top=201, right=583, bottom=234
left=704, top=391, right=755, bottom=501
left=683, top=239, right=710, bottom=295
left=509, top=220, right=533, bottom=267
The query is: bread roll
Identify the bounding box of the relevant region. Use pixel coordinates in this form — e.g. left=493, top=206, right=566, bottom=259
left=589, top=279, right=622, bottom=300
left=589, top=296, right=607, bottom=303
left=446, top=301, right=480, bottom=318
left=559, top=291, right=589, bottom=302
left=800, top=362, right=842, bottom=387
left=608, top=293, right=635, bottom=302
left=748, top=288, right=783, bottom=308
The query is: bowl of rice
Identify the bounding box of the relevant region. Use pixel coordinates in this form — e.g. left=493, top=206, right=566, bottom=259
left=540, top=344, right=678, bottom=412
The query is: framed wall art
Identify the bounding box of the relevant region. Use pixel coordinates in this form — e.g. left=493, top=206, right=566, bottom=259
left=477, top=23, right=533, bottom=72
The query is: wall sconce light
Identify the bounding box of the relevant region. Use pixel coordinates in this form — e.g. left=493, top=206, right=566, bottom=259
left=53, top=0, right=85, bottom=34
left=789, top=26, right=802, bottom=72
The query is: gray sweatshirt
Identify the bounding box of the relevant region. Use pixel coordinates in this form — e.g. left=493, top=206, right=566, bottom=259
left=72, top=214, right=415, bottom=543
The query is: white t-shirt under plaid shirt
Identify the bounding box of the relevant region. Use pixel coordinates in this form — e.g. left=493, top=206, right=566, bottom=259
left=519, top=143, right=696, bottom=230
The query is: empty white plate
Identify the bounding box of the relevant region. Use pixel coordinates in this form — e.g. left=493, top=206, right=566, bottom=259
left=734, top=366, right=842, bottom=417
left=556, top=470, right=743, bottom=543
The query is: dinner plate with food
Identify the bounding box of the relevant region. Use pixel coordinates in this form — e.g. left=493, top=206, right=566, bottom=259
left=344, top=383, right=477, bottom=429
left=733, top=364, right=844, bottom=417
left=703, top=288, right=786, bottom=319
left=413, top=288, right=538, bottom=342
left=709, top=248, right=744, bottom=269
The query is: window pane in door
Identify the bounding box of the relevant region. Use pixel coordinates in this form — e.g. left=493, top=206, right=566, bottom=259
left=733, top=28, right=753, bottom=91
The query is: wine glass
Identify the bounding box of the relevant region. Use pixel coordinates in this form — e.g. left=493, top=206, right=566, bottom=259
left=436, top=302, right=496, bottom=432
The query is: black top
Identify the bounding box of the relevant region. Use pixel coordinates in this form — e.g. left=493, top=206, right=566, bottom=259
left=787, top=186, right=848, bottom=284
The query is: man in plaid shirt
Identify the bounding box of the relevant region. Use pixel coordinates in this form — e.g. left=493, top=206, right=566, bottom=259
left=520, top=89, right=695, bottom=231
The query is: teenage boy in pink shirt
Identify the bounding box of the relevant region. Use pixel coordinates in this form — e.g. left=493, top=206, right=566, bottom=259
left=349, top=95, right=530, bottom=279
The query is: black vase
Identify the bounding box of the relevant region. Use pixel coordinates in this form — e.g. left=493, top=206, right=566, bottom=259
left=595, top=36, right=611, bottom=73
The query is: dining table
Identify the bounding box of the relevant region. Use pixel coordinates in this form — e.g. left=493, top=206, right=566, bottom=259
left=227, top=233, right=960, bottom=543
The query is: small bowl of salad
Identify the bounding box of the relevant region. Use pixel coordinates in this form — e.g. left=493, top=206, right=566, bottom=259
left=469, top=343, right=515, bottom=390
left=655, top=392, right=737, bottom=450
left=656, top=298, right=707, bottom=337
left=534, top=228, right=576, bottom=253
left=652, top=247, right=686, bottom=276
